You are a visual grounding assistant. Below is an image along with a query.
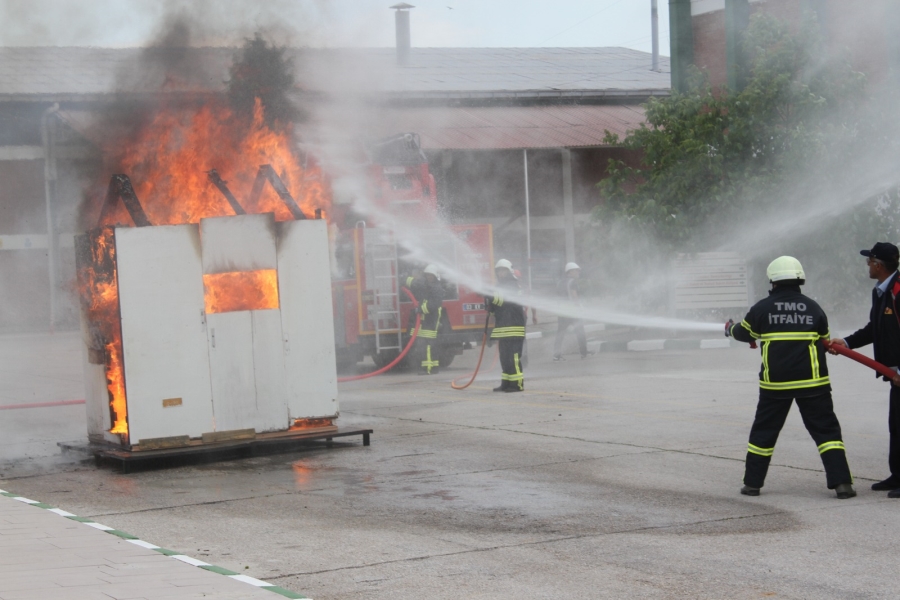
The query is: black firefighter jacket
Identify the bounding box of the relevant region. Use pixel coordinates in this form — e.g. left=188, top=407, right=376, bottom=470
left=844, top=270, right=900, bottom=379
left=487, top=278, right=526, bottom=340
left=730, top=285, right=831, bottom=398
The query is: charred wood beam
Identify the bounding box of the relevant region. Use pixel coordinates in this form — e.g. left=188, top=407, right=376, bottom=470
left=250, top=164, right=308, bottom=220
left=99, top=175, right=151, bottom=227
left=206, top=169, right=247, bottom=215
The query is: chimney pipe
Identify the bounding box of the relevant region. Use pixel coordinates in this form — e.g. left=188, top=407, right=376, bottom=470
left=391, top=3, right=414, bottom=66
left=651, top=0, right=659, bottom=72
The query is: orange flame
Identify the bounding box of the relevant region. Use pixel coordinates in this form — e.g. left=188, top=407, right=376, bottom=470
left=77, top=228, right=128, bottom=438
left=289, top=418, right=334, bottom=431
left=203, top=270, right=279, bottom=314
left=100, top=98, right=330, bottom=227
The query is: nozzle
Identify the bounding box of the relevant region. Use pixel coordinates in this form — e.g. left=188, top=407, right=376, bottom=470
left=724, top=319, right=734, bottom=338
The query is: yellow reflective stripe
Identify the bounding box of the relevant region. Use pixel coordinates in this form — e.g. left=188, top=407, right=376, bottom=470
left=748, top=443, right=774, bottom=457
left=406, top=277, right=414, bottom=287
left=759, top=376, right=831, bottom=390
left=418, top=330, right=438, bottom=338
left=817, top=440, right=845, bottom=454
left=421, top=345, right=439, bottom=371
left=759, top=332, right=820, bottom=341
left=512, top=353, right=523, bottom=388
left=741, top=320, right=760, bottom=339
left=492, top=327, right=525, bottom=333
left=493, top=294, right=504, bottom=306
left=810, top=340, right=820, bottom=380
left=421, top=301, right=429, bottom=315
left=820, top=330, right=830, bottom=340
left=762, top=341, right=770, bottom=383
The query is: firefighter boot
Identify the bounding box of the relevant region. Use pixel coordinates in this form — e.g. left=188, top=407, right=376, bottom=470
left=493, top=385, right=505, bottom=392
left=835, top=483, right=856, bottom=499
left=740, top=485, right=760, bottom=497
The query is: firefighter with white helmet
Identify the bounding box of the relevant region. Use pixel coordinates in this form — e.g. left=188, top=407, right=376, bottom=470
left=726, top=256, right=854, bottom=498
left=405, top=264, right=444, bottom=375
left=553, top=261, right=593, bottom=361
left=486, top=259, right=526, bottom=392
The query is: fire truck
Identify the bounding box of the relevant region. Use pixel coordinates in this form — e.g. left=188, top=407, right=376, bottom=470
left=329, top=134, right=494, bottom=370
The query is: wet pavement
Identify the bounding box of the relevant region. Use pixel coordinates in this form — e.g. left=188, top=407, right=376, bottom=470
left=2, top=330, right=900, bottom=599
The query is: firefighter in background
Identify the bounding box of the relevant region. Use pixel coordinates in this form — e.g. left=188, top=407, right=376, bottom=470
left=726, top=256, right=855, bottom=499
left=553, top=262, right=593, bottom=361
left=487, top=259, right=526, bottom=392
left=407, top=264, right=444, bottom=375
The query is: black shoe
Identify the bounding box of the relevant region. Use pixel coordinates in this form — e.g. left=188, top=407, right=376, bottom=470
left=740, top=485, right=760, bottom=496
left=871, top=476, right=900, bottom=491
left=504, top=387, right=523, bottom=393
left=493, top=386, right=505, bottom=392
left=888, top=488, right=900, bottom=498
left=835, top=483, right=856, bottom=499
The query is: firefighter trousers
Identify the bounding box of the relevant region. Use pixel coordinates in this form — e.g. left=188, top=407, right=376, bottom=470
left=416, top=309, right=441, bottom=374
left=744, top=391, right=852, bottom=489
left=498, top=337, right=525, bottom=390
left=553, top=316, right=587, bottom=357
left=888, top=384, right=900, bottom=478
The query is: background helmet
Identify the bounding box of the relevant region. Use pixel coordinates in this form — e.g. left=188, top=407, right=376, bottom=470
left=423, top=264, right=440, bottom=280
left=565, top=262, right=581, bottom=273
left=766, top=256, right=805, bottom=283
left=495, top=259, right=513, bottom=271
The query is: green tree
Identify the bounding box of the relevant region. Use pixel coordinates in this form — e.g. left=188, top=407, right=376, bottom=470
left=228, top=33, right=301, bottom=129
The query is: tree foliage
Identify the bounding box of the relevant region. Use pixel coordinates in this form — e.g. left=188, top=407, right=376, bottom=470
left=593, top=13, right=900, bottom=316
left=228, top=33, right=301, bottom=129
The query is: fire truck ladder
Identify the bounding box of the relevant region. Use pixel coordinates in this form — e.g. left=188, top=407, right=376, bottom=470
left=369, top=239, right=402, bottom=355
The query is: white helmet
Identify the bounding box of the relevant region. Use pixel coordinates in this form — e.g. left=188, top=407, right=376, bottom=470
left=565, top=262, right=581, bottom=273
left=766, top=256, right=805, bottom=283
left=495, top=259, right=513, bottom=271
left=423, top=264, right=440, bottom=280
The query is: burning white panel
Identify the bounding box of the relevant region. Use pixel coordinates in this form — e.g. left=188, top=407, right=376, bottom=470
left=115, top=225, right=215, bottom=443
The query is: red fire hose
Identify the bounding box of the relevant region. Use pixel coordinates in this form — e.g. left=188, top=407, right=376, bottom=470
left=337, top=288, right=421, bottom=383
left=822, top=339, right=898, bottom=380
left=451, top=312, right=492, bottom=390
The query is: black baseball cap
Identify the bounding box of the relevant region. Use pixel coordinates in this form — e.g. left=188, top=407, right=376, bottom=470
left=860, top=242, right=900, bottom=263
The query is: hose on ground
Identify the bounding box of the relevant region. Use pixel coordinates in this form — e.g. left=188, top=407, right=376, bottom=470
left=337, top=287, right=421, bottom=383
left=451, top=312, right=492, bottom=390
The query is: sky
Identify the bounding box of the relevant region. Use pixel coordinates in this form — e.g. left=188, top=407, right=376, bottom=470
left=0, top=0, right=670, bottom=54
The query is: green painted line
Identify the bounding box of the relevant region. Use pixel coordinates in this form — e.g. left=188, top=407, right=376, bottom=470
left=262, top=585, right=307, bottom=599
left=106, top=529, right=139, bottom=540
left=200, top=564, right=240, bottom=576
left=3, top=488, right=312, bottom=598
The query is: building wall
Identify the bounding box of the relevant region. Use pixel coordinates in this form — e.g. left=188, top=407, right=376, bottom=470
left=691, top=0, right=898, bottom=91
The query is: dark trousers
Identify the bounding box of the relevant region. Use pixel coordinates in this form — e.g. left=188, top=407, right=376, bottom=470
left=498, top=337, right=524, bottom=390
left=554, top=317, right=587, bottom=357
left=889, top=385, right=900, bottom=477
left=744, top=391, right=852, bottom=489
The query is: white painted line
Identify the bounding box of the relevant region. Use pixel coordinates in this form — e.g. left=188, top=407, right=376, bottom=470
left=700, top=338, right=732, bottom=349
left=0, top=489, right=7, bottom=493
left=83, top=522, right=115, bottom=531
left=127, top=539, right=160, bottom=549
left=229, top=574, right=272, bottom=587
left=627, top=339, right=666, bottom=352
left=525, top=331, right=542, bottom=339
left=172, top=555, right=210, bottom=567
left=12, top=496, right=39, bottom=504
left=47, top=508, right=76, bottom=517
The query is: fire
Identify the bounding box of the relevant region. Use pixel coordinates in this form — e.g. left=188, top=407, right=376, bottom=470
left=100, top=98, right=330, bottom=227
left=77, top=228, right=128, bottom=438
left=289, top=418, right=334, bottom=431
left=203, top=270, right=279, bottom=314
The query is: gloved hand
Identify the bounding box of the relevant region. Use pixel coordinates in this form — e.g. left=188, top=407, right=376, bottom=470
left=724, top=319, right=734, bottom=338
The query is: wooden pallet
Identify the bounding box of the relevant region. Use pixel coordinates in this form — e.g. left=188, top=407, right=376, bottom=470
left=86, top=427, right=372, bottom=473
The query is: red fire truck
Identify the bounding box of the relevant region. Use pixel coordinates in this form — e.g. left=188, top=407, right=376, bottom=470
left=329, top=134, right=494, bottom=369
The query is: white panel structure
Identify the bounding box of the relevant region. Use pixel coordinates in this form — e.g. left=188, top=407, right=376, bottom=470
left=278, top=219, right=339, bottom=419
left=206, top=311, right=257, bottom=431
left=200, top=213, right=277, bottom=273
left=115, top=225, right=215, bottom=443
left=250, top=309, right=290, bottom=431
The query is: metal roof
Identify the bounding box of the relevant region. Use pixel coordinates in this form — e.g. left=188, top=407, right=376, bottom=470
left=0, top=46, right=670, bottom=102
left=348, top=105, right=648, bottom=150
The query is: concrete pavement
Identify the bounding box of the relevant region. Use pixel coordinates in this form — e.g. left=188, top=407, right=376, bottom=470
left=2, top=331, right=900, bottom=599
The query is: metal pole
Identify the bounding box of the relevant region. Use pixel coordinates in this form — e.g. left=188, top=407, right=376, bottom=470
left=523, top=149, right=532, bottom=292
left=651, top=0, right=659, bottom=72
left=561, top=148, right=575, bottom=263
left=41, top=103, right=59, bottom=330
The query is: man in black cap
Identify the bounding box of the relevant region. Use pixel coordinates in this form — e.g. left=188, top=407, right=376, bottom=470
left=830, top=242, right=900, bottom=496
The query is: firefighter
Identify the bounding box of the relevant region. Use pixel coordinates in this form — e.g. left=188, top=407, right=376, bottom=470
left=726, top=256, right=855, bottom=499
left=487, top=259, right=526, bottom=392
left=407, top=264, right=444, bottom=375
left=553, top=262, right=593, bottom=361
